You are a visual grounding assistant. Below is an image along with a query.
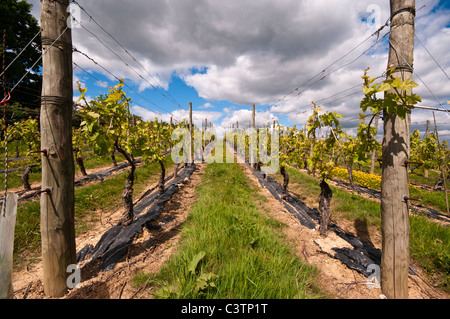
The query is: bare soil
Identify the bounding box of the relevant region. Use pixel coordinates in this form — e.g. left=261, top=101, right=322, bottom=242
left=11, top=163, right=205, bottom=299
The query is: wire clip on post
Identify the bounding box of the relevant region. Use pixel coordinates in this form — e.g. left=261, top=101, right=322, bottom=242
left=403, top=159, right=424, bottom=167
left=36, top=187, right=52, bottom=196
left=402, top=195, right=422, bottom=203
left=30, top=149, right=49, bottom=157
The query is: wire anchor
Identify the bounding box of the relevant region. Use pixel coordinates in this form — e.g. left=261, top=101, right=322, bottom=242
left=402, top=195, right=422, bottom=203
left=403, top=159, right=424, bottom=167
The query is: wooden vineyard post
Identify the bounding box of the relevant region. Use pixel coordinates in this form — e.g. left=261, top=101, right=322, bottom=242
left=251, top=104, right=256, bottom=170
left=40, top=0, right=76, bottom=297
left=204, top=118, right=207, bottom=147
left=369, top=114, right=379, bottom=175
left=203, top=118, right=208, bottom=162
left=189, top=102, right=193, bottom=165
left=433, top=112, right=449, bottom=216
left=169, top=116, right=173, bottom=149
left=380, top=0, right=415, bottom=299
left=0, top=194, right=19, bottom=299
left=424, top=120, right=430, bottom=177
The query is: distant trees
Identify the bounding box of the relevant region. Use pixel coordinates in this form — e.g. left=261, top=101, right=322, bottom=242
left=0, top=0, right=42, bottom=118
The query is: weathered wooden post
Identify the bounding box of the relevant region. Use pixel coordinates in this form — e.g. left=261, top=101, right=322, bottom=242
left=203, top=118, right=208, bottom=162
left=0, top=194, right=19, bottom=299
left=189, top=102, right=193, bottom=165
left=423, top=120, right=430, bottom=177
left=433, top=112, right=449, bottom=216
left=380, top=0, right=415, bottom=299
left=40, top=0, right=76, bottom=297
left=251, top=104, right=256, bottom=170
left=369, top=114, right=379, bottom=175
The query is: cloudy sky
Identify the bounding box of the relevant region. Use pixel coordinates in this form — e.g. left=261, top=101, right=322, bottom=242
left=27, top=0, right=450, bottom=139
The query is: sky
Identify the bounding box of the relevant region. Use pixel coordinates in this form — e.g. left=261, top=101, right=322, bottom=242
left=26, top=0, right=450, bottom=140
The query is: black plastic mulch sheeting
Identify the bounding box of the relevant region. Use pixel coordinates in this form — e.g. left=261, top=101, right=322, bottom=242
left=253, top=171, right=318, bottom=230
left=248, top=164, right=382, bottom=277
left=76, top=164, right=196, bottom=271
left=249, top=165, right=424, bottom=277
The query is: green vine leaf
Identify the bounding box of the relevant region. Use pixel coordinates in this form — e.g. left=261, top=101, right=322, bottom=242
left=188, top=251, right=206, bottom=275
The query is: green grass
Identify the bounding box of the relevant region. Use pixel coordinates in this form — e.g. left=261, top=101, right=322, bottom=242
left=283, top=167, right=381, bottom=228
left=408, top=170, right=441, bottom=188
left=410, top=215, right=450, bottom=291
left=134, top=162, right=323, bottom=299
left=409, top=187, right=449, bottom=214
left=0, top=165, right=41, bottom=190
left=13, top=155, right=174, bottom=267
left=282, top=166, right=450, bottom=293
left=343, top=163, right=447, bottom=214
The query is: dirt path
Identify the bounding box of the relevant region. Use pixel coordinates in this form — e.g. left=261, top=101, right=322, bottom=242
left=11, top=163, right=205, bottom=299
left=239, top=163, right=449, bottom=299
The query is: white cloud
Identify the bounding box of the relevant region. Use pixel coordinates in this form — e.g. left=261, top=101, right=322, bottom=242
left=26, top=0, right=450, bottom=138
left=220, top=109, right=278, bottom=131
left=132, top=105, right=223, bottom=129
left=131, top=105, right=161, bottom=122
left=199, top=102, right=215, bottom=109
left=73, top=95, right=92, bottom=107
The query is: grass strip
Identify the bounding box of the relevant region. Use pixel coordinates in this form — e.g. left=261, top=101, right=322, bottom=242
left=135, top=163, right=322, bottom=299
